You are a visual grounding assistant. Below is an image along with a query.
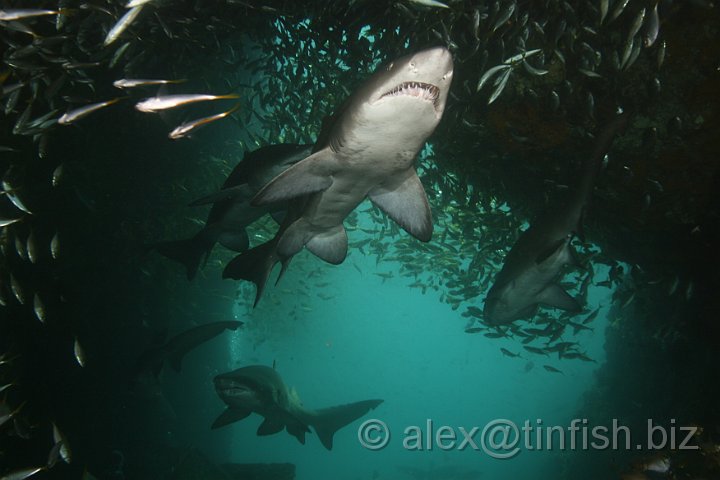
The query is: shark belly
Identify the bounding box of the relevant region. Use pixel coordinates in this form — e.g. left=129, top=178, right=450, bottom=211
left=485, top=238, right=576, bottom=323
left=275, top=99, right=437, bottom=262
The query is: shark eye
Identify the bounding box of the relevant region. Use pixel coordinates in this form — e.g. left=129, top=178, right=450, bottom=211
left=409, top=62, right=416, bottom=68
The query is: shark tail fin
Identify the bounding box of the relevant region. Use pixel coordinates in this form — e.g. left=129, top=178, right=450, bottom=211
left=152, top=232, right=212, bottom=280
left=308, top=399, right=383, bottom=450
left=223, top=240, right=282, bottom=306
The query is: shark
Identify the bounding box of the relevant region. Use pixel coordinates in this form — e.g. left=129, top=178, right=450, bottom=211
left=153, top=144, right=312, bottom=279
left=133, top=320, right=243, bottom=377
left=212, top=365, right=383, bottom=450
left=483, top=113, right=629, bottom=325
left=223, top=47, right=454, bottom=304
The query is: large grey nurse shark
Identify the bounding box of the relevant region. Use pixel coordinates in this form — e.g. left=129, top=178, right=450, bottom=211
left=224, top=46, right=454, bottom=304
left=212, top=365, right=383, bottom=450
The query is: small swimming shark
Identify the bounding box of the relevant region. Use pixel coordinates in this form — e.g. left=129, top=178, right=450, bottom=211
left=212, top=365, right=383, bottom=450
left=224, top=47, right=453, bottom=303
left=134, top=320, right=242, bottom=377
left=153, top=144, right=312, bottom=279
left=483, top=113, right=629, bottom=325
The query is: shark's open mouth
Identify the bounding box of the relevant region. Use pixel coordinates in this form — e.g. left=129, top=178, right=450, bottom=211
left=380, top=81, right=440, bottom=106
left=219, top=385, right=252, bottom=397
left=215, top=378, right=252, bottom=397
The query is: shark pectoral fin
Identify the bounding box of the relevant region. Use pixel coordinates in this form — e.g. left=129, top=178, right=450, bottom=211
left=310, top=399, right=384, bottom=450
left=251, top=149, right=335, bottom=206
left=368, top=171, right=432, bottom=242
left=211, top=408, right=251, bottom=429
left=189, top=184, right=252, bottom=206
left=537, top=284, right=581, bottom=312
left=536, top=238, right=567, bottom=264
left=218, top=230, right=250, bottom=252
left=257, top=418, right=284, bottom=436
left=223, top=240, right=280, bottom=307
left=306, top=225, right=348, bottom=264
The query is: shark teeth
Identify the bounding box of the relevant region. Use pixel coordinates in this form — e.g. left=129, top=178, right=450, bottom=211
left=381, top=81, right=440, bottom=106
left=221, top=385, right=251, bottom=397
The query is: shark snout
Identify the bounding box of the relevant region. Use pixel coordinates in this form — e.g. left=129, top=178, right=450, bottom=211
left=411, top=47, right=453, bottom=83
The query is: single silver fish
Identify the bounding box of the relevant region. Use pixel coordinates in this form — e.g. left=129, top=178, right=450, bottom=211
left=0, top=400, right=25, bottom=428
left=58, top=98, right=121, bottom=125
left=9, top=274, right=25, bottom=304
left=609, top=0, right=630, bottom=22
left=503, top=48, right=542, bottom=65
left=476, top=64, right=511, bottom=92
left=657, top=40, right=666, bottom=69
left=600, top=0, right=609, bottom=24
left=103, top=6, right=143, bottom=46
left=2, top=182, right=32, bottom=215
left=126, top=0, right=155, bottom=7
left=492, top=1, right=516, bottom=32
left=135, top=93, right=239, bottom=112
left=0, top=466, right=44, bottom=480
left=169, top=104, right=240, bottom=139
left=625, top=40, right=642, bottom=70
left=620, top=37, right=634, bottom=69
left=50, top=232, right=60, bottom=259
left=0, top=217, right=22, bottom=227
left=33, top=293, right=46, bottom=323
left=26, top=230, right=38, bottom=263
left=0, top=9, right=64, bottom=21
left=406, top=0, right=449, bottom=8
left=113, top=78, right=185, bottom=89
left=627, top=8, right=646, bottom=43
left=73, top=337, right=86, bottom=367
left=643, top=3, right=660, bottom=47
left=52, top=424, right=72, bottom=464
left=488, top=68, right=511, bottom=104
left=109, top=42, right=131, bottom=69
left=522, top=59, right=548, bottom=76
left=51, top=164, right=64, bottom=187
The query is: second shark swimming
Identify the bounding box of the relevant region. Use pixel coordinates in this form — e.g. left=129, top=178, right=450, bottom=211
left=483, top=113, right=630, bottom=325
left=212, top=365, right=383, bottom=451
